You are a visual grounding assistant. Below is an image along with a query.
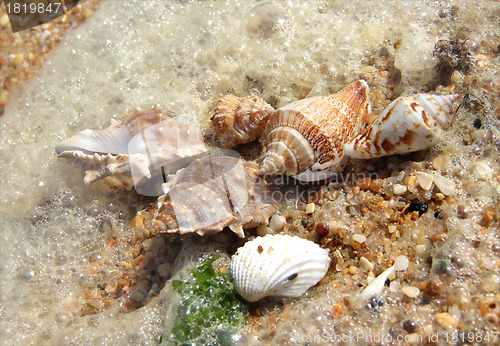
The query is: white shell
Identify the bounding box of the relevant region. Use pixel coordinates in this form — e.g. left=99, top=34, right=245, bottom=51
left=230, top=234, right=330, bottom=302
left=55, top=106, right=207, bottom=195
left=353, top=265, right=394, bottom=309
left=146, top=155, right=278, bottom=238
left=344, top=93, right=459, bottom=159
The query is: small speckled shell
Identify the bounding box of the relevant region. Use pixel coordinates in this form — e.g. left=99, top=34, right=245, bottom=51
left=344, top=93, right=459, bottom=159
left=230, top=234, right=330, bottom=302
left=55, top=107, right=207, bottom=192
left=147, top=155, right=277, bottom=238
left=259, top=80, right=372, bottom=182
left=210, top=95, right=274, bottom=148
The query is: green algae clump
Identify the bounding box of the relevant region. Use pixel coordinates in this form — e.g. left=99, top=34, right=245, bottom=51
left=163, top=253, right=248, bottom=345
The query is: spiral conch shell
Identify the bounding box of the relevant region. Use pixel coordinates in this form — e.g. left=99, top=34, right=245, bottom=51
left=210, top=95, right=274, bottom=148
left=259, top=80, right=372, bottom=181
left=55, top=107, right=207, bottom=194
left=146, top=154, right=278, bottom=238
left=230, top=234, right=330, bottom=302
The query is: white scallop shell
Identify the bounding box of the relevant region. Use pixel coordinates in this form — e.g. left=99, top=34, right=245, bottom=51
left=146, top=154, right=278, bottom=238
left=230, top=234, right=330, bottom=302
left=55, top=106, right=207, bottom=194
left=344, top=93, right=459, bottom=159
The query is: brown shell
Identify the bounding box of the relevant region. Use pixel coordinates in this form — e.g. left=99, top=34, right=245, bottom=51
left=210, top=95, right=274, bottom=148
left=145, top=155, right=278, bottom=238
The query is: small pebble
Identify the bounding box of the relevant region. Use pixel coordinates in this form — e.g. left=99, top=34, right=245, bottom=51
left=142, top=238, right=155, bottom=252
left=352, top=234, right=367, bottom=243
left=434, top=211, right=444, bottom=219
left=257, top=225, right=274, bottom=236
left=268, top=214, right=285, bottom=232
left=359, top=256, right=374, bottom=271
left=432, top=154, right=451, bottom=170
left=435, top=312, right=458, bottom=330
left=402, top=286, right=420, bottom=298
left=13, top=53, right=25, bottom=66
left=315, top=223, right=329, bottom=237
left=348, top=265, right=358, bottom=275
left=415, top=245, right=426, bottom=256
left=393, top=184, right=407, bottom=195
left=482, top=274, right=500, bottom=293
left=306, top=203, right=315, bottom=214
left=425, top=279, right=443, bottom=296
left=470, top=161, right=493, bottom=181
left=356, top=177, right=371, bottom=190
left=408, top=201, right=428, bottom=216
left=407, top=175, right=417, bottom=188
left=395, top=170, right=405, bottom=181
left=433, top=173, right=456, bottom=196
left=457, top=205, right=469, bottom=219
left=472, top=129, right=490, bottom=141
left=388, top=225, right=397, bottom=233
left=389, top=281, right=400, bottom=292
left=403, top=320, right=418, bottom=333
left=415, top=172, right=433, bottom=190
left=473, top=118, right=482, bottom=129
left=394, top=255, right=409, bottom=271
left=0, top=14, right=9, bottom=27
left=430, top=232, right=447, bottom=243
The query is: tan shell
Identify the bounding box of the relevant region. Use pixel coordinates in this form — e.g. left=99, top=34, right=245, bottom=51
left=344, top=93, right=459, bottom=158
left=210, top=95, right=274, bottom=148
left=146, top=155, right=278, bottom=238
left=258, top=80, right=372, bottom=182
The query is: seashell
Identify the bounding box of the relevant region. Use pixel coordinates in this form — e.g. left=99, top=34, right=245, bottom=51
left=344, top=93, right=459, bottom=159
left=210, top=95, right=274, bottom=148
left=146, top=154, right=278, bottom=238
left=258, top=80, right=372, bottom=182
left=55, top=106, right=207, bottom=194
left=230, top=234, right=330, bottom=302
left=354, top=265, right=394, bottom=309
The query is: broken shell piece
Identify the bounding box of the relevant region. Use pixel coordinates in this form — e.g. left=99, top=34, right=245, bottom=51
left=230, top=234, right=330, bottom=302
left=210, top=95, right=274, bottom=148
left=415, top=171, right=434, bottom=190
left=432, top=173, right=456, bottom=196
left=146, top=155, right=278, bottom=238
left=354, top=265, right=394, bottom=308
left=55, top=106, right=207, bottom=194
left=345, top=93, right=459, bottom=159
